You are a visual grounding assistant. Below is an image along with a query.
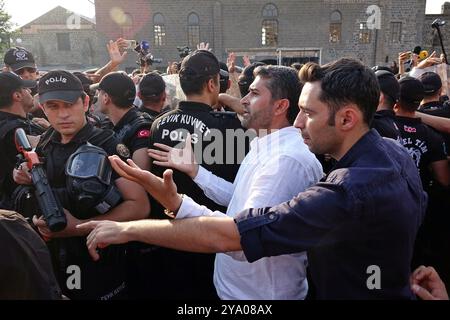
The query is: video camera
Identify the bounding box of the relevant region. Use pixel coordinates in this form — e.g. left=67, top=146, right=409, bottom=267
left=134, top=40, right=162, bottom=66
left=177, top=46, right=192, bottom=59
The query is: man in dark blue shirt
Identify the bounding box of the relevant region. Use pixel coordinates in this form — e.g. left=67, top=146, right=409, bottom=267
left=79, top=58, right=427, bottom=300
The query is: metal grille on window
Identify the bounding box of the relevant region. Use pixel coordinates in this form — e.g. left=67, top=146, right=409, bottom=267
left=359, top=22, right=371, bottom=44
left=330, top=11, right=342, bottom=44
left=188, top=13, right=200, bottom=47
left=390, top=22, right=402, bottom=43
left=262, top=4, right=279, bottom=47
left=154, top=13, right=166, bottom=47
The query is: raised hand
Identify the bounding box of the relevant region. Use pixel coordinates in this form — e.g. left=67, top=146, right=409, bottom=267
left=243, top=55, right=252, bottom=67
left=227, top=52, right=236, bottom=73
left=417, top=51, right=442, bottom=69
left=107, top=39, right=128, bottom=68
left=109, top=156, right=183, bottom=212
left=197, top=42, right=211, bottom=52
left=148, top=134, right=199, bottom=179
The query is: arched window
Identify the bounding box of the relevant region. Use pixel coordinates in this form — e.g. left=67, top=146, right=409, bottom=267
left=359, top=22, right=371, bottom=44
left=188, top=13, right=200, bottom=47
left=262, top=4, right=278, bottom=47
left=153, top=13, right=166, bottom=47
left=262, top=4, right=278, bottom=17
left=330, top=10, right=342, bottom=44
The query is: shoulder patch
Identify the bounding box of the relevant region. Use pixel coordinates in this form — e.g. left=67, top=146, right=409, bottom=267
left=137, top=129, right=151, bottom=139
left=116, top=143, right=131, bottom=158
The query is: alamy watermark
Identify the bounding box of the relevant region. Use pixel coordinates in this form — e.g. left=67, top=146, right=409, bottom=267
left=158, top=128, right=292, bottom=177
left=366, top=265, right=381, bottom=290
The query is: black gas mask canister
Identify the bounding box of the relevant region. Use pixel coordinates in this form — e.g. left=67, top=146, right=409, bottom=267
left=66, top=143, right=122, bottom=214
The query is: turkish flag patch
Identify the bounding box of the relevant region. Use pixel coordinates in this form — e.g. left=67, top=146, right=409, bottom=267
left=137, top=130, right=151, bottom=138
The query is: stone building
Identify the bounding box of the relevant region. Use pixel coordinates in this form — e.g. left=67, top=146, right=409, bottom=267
left=94, top=0, right=429, bottom=71
left=18, top=6, right=100, bottom=70
left=424, top=2, right=450, bottom=58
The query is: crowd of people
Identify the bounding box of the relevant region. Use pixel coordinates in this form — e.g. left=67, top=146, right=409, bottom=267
left=0, top=38, right=449, bottom=300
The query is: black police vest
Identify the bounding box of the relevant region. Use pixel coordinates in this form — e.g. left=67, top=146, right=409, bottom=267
left=0, top=117, right=45, bottom=209
left=35, top=127, right=128, bottom=300
left=113, top=111, right=152, bottom=147
left=36, top=127, right=116, bottom=219
left=0, top=117, right=45, bottom=140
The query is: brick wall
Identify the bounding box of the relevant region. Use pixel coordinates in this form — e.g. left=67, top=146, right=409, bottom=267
left=93, top=0, right=429, bottom=70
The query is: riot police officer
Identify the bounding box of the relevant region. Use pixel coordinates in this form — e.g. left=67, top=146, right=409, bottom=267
left=137, top=71, right=169, bottom=120
left=13, top=70, right=150, bottom=300
left=0, top=72, right=45, bottom=210
left=96, top=72, right=152, bottom=171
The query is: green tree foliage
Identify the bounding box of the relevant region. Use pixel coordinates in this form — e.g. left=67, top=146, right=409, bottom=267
left=0, top=0, right=15, bottom=57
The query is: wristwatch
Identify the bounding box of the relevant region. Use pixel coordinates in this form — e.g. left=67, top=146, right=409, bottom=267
left=164, top=194, right=185, bottom=219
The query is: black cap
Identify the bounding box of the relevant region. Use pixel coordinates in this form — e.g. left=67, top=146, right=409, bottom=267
left=139, top=72, right=165, bottom=97
left=372, top=65, right=393, bottom=73
left=97, top=72, right=136, bottom=106
left=0, top=72, right=36, bottom=97
left=73, top=72, right=94, bottom=95
left=179, top=50, right=220, bottom=80
left=399, top=76, right=425, bottom=106
left=3, top=47, right=36, bottom=72
left=38, top=70, right=84, bottom=104
left=419, top=72, right=442, bottom=95
left=375, top=70, right=400, bottom=102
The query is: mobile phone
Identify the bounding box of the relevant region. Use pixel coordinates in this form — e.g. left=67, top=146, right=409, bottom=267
left=124, top=40, right=137, bottom=50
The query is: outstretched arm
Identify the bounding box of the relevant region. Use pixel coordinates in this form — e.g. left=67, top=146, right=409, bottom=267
left=148, top=135, right=235, bottom=206
left=78, top=215, right=241, bottom=261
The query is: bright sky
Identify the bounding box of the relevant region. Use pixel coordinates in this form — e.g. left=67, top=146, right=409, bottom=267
left=4, top=0, right=95, bottom=27
left=2, top=0, right=449, bottom=27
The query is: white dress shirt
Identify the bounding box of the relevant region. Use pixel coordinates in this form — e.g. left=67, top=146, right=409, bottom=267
left=177, top=126, right=323, bottom=300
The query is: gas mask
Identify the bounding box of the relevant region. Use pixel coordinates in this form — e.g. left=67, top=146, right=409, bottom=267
left=66, top=143, right=122, bottom=215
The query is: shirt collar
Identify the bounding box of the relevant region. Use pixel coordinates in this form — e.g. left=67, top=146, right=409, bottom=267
left=0, top=111, right=26, bottom=121
left=419, top=101, right=443, bottom=110
left=250, top=126, right=299, bottom=150
left=50, top=122, right=94, bottom=144
left=178, top=101, right=212, bottom=113
left=375, top=109, right=395, bottom=118
left=332, top=129, right=382, bottom=171
left=395, top=115, right=422, bottom=125
left=114, top=108, right=138, bottom=131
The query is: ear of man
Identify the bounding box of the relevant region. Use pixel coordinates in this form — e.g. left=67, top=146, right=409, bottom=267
left=337, top=105, right=361, bottom=131
left=83, top=95, right=90, bottom=113
left=274, top=98, right=290, bottom=117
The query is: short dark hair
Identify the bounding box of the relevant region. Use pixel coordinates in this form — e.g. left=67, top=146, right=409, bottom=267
left=397, top=100, right=419, bottom=113
left=254, top=65, right=302, bottom=124
left=383, top=94, right=396, bottom=109
left=108, top=95, right=132, bottom=109
left=0, top=91, right=17, bottom=109
left=238, top=62, right=266, bottom=97
left=299, top=58, right=380, bottom=126
left=180, top=74, right=219, bottom=96
left=142, top=94, right=164, bottom=105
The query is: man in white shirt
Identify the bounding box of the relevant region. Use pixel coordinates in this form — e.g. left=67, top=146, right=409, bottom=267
left=82, top=66, right=323, bottom=300
left=146, top=65, right=323, bottom=299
